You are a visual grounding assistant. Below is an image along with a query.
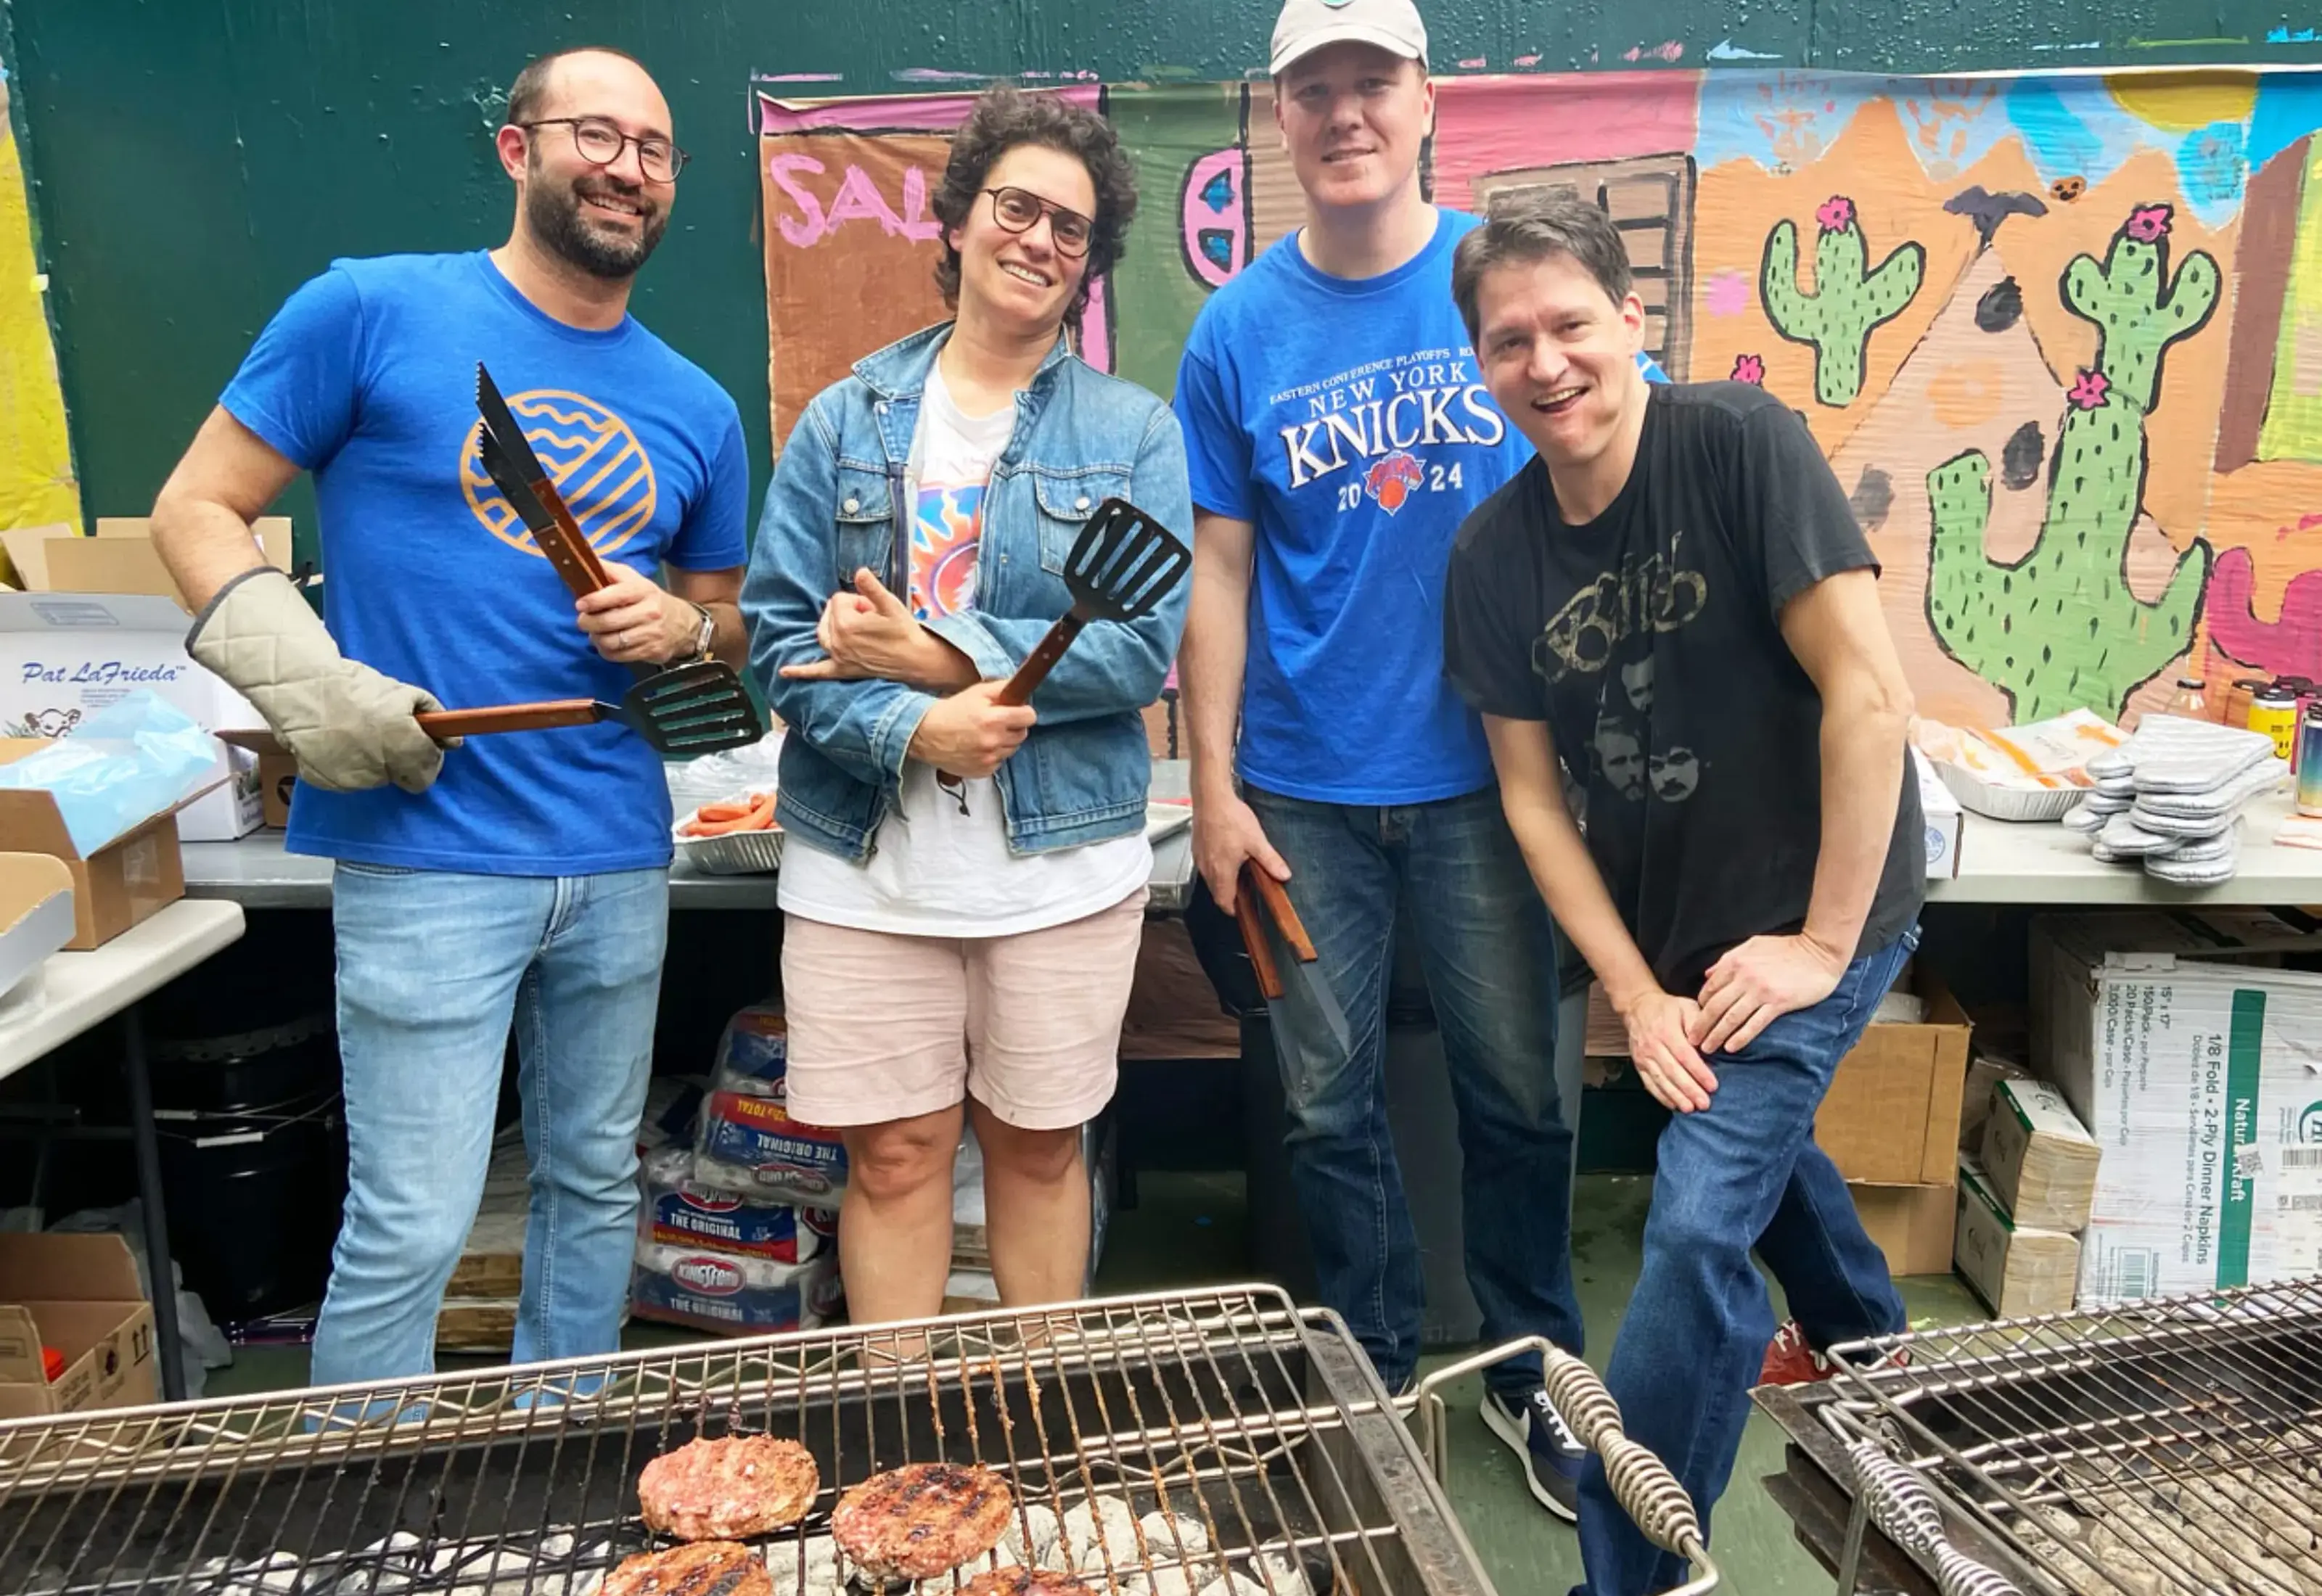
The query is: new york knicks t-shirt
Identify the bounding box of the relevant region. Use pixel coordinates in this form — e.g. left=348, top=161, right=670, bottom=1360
left=1173, top=208, right=1665, bottom=805
left=221, top=251, right=748, bottom=874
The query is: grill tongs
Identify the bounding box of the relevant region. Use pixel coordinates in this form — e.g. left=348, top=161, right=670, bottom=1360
left=418, top=363, right=766, bottom=757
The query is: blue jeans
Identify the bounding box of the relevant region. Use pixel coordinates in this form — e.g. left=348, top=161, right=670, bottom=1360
left=309, top=863, right=669, bottom=1389
left=1575, top=929, right=1917, bottom=1596
left=1244, top=784, right=1582, bottom=1395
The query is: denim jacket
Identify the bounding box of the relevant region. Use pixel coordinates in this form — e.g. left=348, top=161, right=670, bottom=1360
left=742, top=322, right=1193, bottom=862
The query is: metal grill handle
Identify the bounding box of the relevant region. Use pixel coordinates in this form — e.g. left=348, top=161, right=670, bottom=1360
left=1842, top=1439, right=2022, bottom=1596
left=1411, top=1338, right=1719, bottom=1595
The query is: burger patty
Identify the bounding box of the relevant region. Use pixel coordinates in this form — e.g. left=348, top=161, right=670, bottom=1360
left=962, top=1571, right=1091, bottom=1595
left=601, top=1541, right=774, bottom=1596
left=638, top=1435, right=822, bottom=1541
left=829, top=1462, right=1015, bottom=1580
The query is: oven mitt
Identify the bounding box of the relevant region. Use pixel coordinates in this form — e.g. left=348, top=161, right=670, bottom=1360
left=2131, top=759, right=2286, bottom=821
left=186, top=567, right=455, bottom=794
left=2093, top=813, right=2186, bottom=859
left=2146, top=836, right=2242, bottom=884
left=2064, top=791, right=2133, bottom=832
left=2085, top=715, right=2278, bottom=795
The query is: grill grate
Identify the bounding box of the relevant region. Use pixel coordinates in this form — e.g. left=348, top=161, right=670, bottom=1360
left=1816, top=1278, right=2322, bottom=1595
left=0, top=1286, right=1503, bottom=1596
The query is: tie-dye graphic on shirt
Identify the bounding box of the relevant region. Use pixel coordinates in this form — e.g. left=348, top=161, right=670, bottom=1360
left=910, top=481, right=984, bottom=620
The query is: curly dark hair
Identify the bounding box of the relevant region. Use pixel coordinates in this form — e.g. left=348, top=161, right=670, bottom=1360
left=931, top=84, right=1137, bottom=323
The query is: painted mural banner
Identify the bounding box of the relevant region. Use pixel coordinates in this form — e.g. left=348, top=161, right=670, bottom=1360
left=0, top=71, right=80, bottom=534
left=760, top=67, right=2322, bottom=731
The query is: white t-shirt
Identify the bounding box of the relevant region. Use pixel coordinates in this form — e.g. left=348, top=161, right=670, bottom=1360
left=779, top=356, right=1151, bottom=937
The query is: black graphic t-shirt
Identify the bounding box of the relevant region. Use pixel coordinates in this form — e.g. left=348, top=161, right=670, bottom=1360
left=1443, top=382, right=1923, bottom=995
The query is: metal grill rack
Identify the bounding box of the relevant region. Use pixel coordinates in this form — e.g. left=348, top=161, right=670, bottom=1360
left=0, top=1285, right=1512, bottom=1596
left=1766, top=1279, right=2322, bottom=1595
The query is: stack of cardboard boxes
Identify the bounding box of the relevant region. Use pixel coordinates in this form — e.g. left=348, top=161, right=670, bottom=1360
left=1814, top=968, right=1976, bottom=1275
left=2032, top=910, right=2322, bottom=1304
left=0, top=517, right=290, bottom=845
left=1955, top=1075, right=2099, bottom=1316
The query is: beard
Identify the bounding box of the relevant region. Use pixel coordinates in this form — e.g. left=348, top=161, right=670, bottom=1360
left=525, top=164, right=668, bottom=280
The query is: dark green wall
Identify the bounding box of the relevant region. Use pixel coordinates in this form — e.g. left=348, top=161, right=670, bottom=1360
left=7, top=0, right=2315, bottom=548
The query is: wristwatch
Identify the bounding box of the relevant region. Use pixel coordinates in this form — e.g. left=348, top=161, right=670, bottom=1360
left=685, top=601, right=717, bottom=661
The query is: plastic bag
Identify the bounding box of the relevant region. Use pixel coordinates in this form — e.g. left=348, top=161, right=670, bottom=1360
left=0, top=691, right=219, bottom=855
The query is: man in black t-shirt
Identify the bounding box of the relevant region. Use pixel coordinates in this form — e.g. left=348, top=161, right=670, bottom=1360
left=1440, top=193, right=1925, bottom=1595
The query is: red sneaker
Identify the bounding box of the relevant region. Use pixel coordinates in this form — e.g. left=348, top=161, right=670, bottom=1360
left=1757, top=1322, right=1832, bottom=1386
left=1757, top=1321, right=1908, bottom=1386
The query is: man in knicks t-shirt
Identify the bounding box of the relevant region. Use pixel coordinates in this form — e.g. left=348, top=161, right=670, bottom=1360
left=1441, top=191, right=1924, bottom=1594
left=149, top=47, right=748, bottom=1390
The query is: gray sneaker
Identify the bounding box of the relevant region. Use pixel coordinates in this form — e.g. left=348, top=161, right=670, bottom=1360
left=1480, top=1387, right=1583, bottom=1521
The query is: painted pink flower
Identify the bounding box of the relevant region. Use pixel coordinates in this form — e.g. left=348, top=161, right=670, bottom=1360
left=1731, top=353, right=1766, bottom=386
left=2125, top=204, right=2173, bottom=244
left=1815, top=195, right=1855, bottom=232
left=2067, top=369, right=2110, bottom=410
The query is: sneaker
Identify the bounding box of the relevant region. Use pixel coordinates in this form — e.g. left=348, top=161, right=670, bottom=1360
left=1757, top=1321, right=1834, bottom=1386
left=1757, top=1320, right=1909, bottom=1387
left=1479, top=1387, right=1583, bottom=1521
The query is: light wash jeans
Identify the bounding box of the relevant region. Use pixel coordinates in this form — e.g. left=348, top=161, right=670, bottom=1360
left=308, top=863, right=669, bottom=1391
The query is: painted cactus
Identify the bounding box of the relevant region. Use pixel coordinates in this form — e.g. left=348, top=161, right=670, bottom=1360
left=1760, top=195, right=1925, bottom=406
left=1926, top=205, right=2219, bottom=723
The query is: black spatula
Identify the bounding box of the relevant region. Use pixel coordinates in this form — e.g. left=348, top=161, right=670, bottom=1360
left=994, top=498, right=1191, bottom=707
left=417, top=665, right=760, bottom=758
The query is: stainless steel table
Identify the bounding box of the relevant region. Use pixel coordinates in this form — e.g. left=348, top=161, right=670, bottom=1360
left=182, top=761, right=1198, bottom=913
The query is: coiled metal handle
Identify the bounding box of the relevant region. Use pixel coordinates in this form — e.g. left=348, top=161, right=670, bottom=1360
left=1845, top=1439, right=2022, bottom=1596
left=1412, top=1338, right=1718, bottom=1593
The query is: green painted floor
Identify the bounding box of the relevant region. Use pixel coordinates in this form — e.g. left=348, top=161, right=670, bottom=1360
left=208, top=1172, right=1983, bottom=1594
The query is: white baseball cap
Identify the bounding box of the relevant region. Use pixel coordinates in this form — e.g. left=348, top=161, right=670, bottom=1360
left=1269, top=0, right=1429, bottom=76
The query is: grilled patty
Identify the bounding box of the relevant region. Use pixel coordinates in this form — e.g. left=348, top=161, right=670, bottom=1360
left=602, top=1541, right=774, bottom=1596
left=829, top=1462, right=1015, bottom=1580
left=962, top=1571, right=1091, bottom=1595
left=639, top=1435, right=822, bottom=1541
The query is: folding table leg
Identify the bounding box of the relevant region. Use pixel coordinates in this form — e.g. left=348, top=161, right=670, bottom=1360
left=121, top=1004, right=185, bottom=1402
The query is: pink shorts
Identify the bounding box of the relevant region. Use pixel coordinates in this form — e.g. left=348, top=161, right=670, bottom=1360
left=781, top=889, right=1148, bottom=1131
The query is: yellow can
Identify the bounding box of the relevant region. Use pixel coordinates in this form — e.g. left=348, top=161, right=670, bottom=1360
left=2251, top=687, right=2300, bottom=761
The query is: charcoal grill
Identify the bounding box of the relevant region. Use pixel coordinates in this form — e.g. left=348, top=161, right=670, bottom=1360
left=1752, top=1278, right=2322, bottom=1595
left=0, top=1284, right=1712, bottom=1596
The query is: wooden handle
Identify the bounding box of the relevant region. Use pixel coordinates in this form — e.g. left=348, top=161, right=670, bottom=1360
left=993, top=614, right=1084, bottom=708
left=1247, top=868, right=1316, bottom=963
left=527, top=475, right=615, bottom=594
left=1232, top=887, right=1285, bottom=1000
left=417, top=700, right=602, bottom=738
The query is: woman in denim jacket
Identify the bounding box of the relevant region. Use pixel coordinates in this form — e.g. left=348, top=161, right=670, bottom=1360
left=741, top=86, right=1191, bottom=1330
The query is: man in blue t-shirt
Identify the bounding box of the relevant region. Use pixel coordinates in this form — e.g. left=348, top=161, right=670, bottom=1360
left=150, top=47, right=749, bottom=1387
left=1173, top=0, right=1660, bottom=1521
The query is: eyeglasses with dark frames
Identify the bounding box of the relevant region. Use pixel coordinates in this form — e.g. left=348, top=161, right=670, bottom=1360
left=983, top=186, right=1094, bottom=256
left=521, top=116, right=689, bottom=183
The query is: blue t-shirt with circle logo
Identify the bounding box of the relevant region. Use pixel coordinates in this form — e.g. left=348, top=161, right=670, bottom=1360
left=221, top=250, right=748, bottom=874
left=1173, top=208, right=1663, bottom=805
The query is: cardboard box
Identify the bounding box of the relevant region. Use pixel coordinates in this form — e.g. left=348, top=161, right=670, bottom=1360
left=1816, top=973, right=1974, bottom=1185
left=0, top=1233, right=158, bottom=1422
left=1913, top=746, right=1964, bottom=879
left=0, top=852, right=74, bottom=1003
left=0, top=740, right=187, bottom=949
left=1850, top=1180, right=1957, bottom=1276
left=1955, top=1154, right=2080, bottom=1318
left=0, top=519, right=290, bottom=844
left=259, top=750, right=296, bottom=829
left=1960, top=1050, right=2030, bottom=1153
left=1980, top=1077, right=2101, bottom=1232
left=2033, top=912, right=2322, bottom=1303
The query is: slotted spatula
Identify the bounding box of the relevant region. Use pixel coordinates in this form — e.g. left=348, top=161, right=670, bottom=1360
left=993, top=498, right=1191, bottom=707
left=416, top=670, right=760, bottom=758
left=472, top=362, right=766, bottom=755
